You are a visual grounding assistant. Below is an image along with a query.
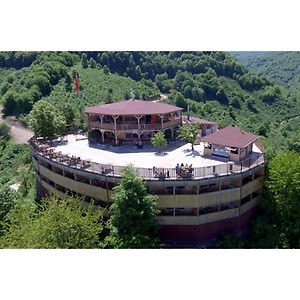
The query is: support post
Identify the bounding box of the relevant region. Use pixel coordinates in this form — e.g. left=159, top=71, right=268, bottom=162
left=100, top=130, right=105, bottom=143
left=159, top=114, right=164, bottom=129
left=171, top=127, right=175, bottom=140
left=135, top=115, right=142, bottom=130
left=112, top=115, right=119, bottom=145
left=114, top=131, right=120, bottom=145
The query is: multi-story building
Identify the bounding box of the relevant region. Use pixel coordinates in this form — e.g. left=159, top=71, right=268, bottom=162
left=30, top=100, right=265, bottom=245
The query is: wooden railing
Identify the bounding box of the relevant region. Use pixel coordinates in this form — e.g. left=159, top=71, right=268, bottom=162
left=30, top=138, right=265, bottom=182
left=89, top=118, right=181, bottom=131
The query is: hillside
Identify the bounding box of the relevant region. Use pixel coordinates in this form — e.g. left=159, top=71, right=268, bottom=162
left=229, top=51, right=264, bottom=65
left=232, top=51, right=300, bottom=89
left=0, top=51, right=300, bottom=249
left=43, top=64, right=160, bottom=111
left=0, top=51, right=299, bottom=153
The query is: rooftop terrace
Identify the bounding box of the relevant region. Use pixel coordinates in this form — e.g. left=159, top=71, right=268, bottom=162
left=30, top=134, right=264, bottom=181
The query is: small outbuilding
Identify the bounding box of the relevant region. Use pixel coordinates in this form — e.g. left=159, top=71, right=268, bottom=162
left=201, top=126, right=257, bottom=162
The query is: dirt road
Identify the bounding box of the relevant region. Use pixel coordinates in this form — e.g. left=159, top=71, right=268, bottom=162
left=0, top=107, right=34, bottom=144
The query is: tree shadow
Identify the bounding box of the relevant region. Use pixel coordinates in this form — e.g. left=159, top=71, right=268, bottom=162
left=154, top=151, right=168, bottom=156
left=185, top=149, right=201, bottom=157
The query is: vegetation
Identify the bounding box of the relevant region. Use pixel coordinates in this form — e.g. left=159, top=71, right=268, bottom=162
left=0, top=196, right=103, bottom=248
left=151, top=131, right=167, bottom=152
left=105, top=166, right=160, bottom=249
left=28, top=100, right=66, bottom=139
left=0, top=123, right=10, bottom=139
left=0, top=51, right=300, bottom=248
left=216, top=151, right=300, bottom=249
left=232, top=51, right=300, bottom=90
left=0, top=186, right=18, bottom=223
left=178, top=124, right=199, bottom=150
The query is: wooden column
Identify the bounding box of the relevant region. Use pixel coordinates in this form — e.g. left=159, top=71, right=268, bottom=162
left=100, top=130, right=105, bottom=143
left=112, top=115, right=119, bottom=145
left=180, top=111, right=182, bottom=126
left=135, top=115, right=142, bottom=130
left=114, top=132, right=119, bottom=145
left=170, top=127, right=175, bottom=140
left=159, top=114, right=164, bottom=129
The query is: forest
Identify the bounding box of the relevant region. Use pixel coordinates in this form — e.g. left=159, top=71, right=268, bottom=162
left=0, top=51, right=299, bottom=248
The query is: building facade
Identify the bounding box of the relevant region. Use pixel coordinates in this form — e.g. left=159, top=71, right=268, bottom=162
left=85, top=99, right=183, bottom=144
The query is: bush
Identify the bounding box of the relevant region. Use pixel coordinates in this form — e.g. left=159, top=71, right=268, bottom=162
left=0, top=123, right=10, bottom=139
left=230, top=96, right=241, bottom=109
left=81, top=53, right=88, bottom=69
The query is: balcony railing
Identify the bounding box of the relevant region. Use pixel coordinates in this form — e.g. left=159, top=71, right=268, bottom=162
left=89, top=118, right=181, bottom=131
left=30, top=138, right=265, bottom=182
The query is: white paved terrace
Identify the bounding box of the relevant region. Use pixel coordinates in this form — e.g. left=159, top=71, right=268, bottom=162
left=53, top=134, right=261, bottom=169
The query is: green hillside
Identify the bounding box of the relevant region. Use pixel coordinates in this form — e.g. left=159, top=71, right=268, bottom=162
left=232, top=51, right=300, bottom=89
left=0, top=51, right=299, bottom=153
left=43, top=64, right=160, bottom=110
left=229, top=51, right=264, bottom=65
left=0, top=51, right=300, bottom=249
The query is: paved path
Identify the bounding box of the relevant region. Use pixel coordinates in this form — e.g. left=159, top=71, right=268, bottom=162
left=0, top=106, right=34, bottom=144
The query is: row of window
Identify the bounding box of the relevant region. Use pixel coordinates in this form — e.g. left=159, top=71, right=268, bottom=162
left=38, top=172, right=109, bottom=208
left=159, top=190, right=261, bottom=217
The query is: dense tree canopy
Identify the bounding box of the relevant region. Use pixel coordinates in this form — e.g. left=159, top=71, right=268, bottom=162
left=0, top=196, right=103, bottom=248
left=28, top=100, right=66, bottom=139
left=0, top=186, right=19, bottom=223
left=0, top=123, right=10, bottom=140
left=266, top=151, right=300, bottom=247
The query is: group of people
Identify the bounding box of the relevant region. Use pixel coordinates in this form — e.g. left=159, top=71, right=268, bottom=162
left=176, top=163, right=194, bottom=177
left=134, top=139, right=143, bottom=149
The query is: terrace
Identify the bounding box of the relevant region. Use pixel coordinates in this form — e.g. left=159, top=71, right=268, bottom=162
left=30, top=134, right=264, bottom=181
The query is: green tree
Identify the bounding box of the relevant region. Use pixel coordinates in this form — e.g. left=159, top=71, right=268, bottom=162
left=103, top=65, right=110, bottom=75
left=175, top=92, right=187, bottom=110
left=106, top=166, right=160, bottom=248
left=0, top=187, right=19, bottom=222
left=183, top=85, right=192, bottom=99
left=266, top=151, right=300, bottom=247
left=230, top=96, right=241, bottom=108
left=65, top=73, right=72, bottom=92
left=81, top=53, right=88, bottom=69
left=29, top=75, right=51, bottom=96
left=178, top=123, right=199, bottom=151
left=90, top=57, right=97, bottom=68
left=0, top=123, right=10, bottom=140
left=2, top=90, right=17, bottom=115
left=104, top=91, right=113, bottom=103
left=151, top=131, right=167, bottom=153
left=28, top=100, right=66, bottom=139
left=191, top=87, right=205, bottom=102
left=57, top=102, right=80, bottom=128
left=0, top=196, right=103, bottom=248
left=257, top=124, right=268, bottom=137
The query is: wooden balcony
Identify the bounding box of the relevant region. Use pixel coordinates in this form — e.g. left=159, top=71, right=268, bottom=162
left=89, top=118, right=181, bottom=131
left=158, top=208, right=240, bottom=225
left=157, top=188, right=240, bottom=208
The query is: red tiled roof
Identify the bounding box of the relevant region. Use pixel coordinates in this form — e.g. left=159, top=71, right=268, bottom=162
left=85, top=100, right=183, bottom=116
left=201, top=126, right=257, bottom=148
left=182, top=115, right=217, bottom=125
